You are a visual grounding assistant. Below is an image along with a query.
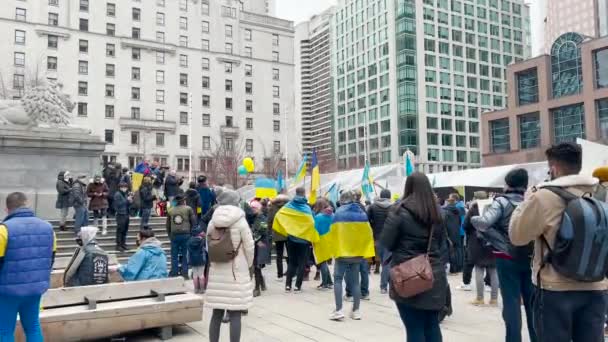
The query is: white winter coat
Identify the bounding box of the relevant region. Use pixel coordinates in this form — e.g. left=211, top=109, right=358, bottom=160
left=205, top=205, right=255, bottom=311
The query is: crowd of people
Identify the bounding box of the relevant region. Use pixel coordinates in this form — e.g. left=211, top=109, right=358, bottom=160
left=3, top=141, right=608, bottom=342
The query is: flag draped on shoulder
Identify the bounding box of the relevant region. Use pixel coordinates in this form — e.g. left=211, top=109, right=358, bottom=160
left=309, top=151, right=320, bottom=204
left=254, top=177, right=278, bottom=199
left=312, top=211, right=334, bottom=263
left=313, top=203, right=375, bottom=263
left=272, top=197, right=319, bottom=243
left=293, top=154, right=308, bottom=184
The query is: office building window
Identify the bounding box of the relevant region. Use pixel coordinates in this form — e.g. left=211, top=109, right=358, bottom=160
left=179, top=16, right=187, bottom=30
left=79, top=19, right=88, bottom=31
left=179, top=54, right=188, bottom=67
left=202, top=95, right=210, bottom=107
left=180, top=135, right=188, bottom=148
left=273, top=141, right=281, bottom=153
left=155, top=109, right=164, bottom=121
left=244, top=47, right=252, bottom=58
left=77, top=102, right=87, bottom=116
left=203, top=136, right=211, bottom=150
left=201, top=21, right=209, bottom=33
left=132, top=48, right=141, bottom=60
left=156, top=70, right=164, bottom=83
left=180, top=93, right=188, bottom=105
left=104, top=105, right=114, bottom=118
left=104, top=129, right=114, bottom=144
left=179, top=36, right=188, bottom=47
left=202, top=58, right=209, bottom=70
left=246, top=100, right=253, bottom=112
left=156, top=90, right=164, bottom=103
left=273, top=120, right=280, bottom=132
left=16, top=8, right=26, bottom=21
left=49, top=0, right=59, bottom=6
left=105, top=64, right=115, bottom=77
left=15, top=30, right=25, bottom=45
left=246, top=118, right=253, bottom=129
left=272, top=34, right=279, bottom=46
left=552, top=32, right=583, bottom=98
left=246, top=139, right=253, bottom=152
left=48, top=35, right=58, bottom=49
left=225, top=62, right=233, bottom=73
left=225, top=25, right=233, bottom=37
left=490, top=118, right=510, bottom=153
left=14, top=52, right=25, bottom=67
left=519, top=113, right=540, bottom=149
left=202, top=114, right=210, bottom=126
left=225, top=80, right=232, bottom=92
left=79, top=39, right=88, bottom=53
left=597, top=98, right=608, bottom=139
left=225, top=116, right=233, bottom=127
left=156, top=32, right=165, bottom=43
left=224, top=137, right=234, bottom=151
left=131, top=67, right=140, bottom=80
left=552, top=103, right=585, bottom=143
left=106, top=23, right=115, bottom=36
left=12, top=74, right=23, bottom=92
left=106, top=43, right=115, bottom=57
left=272, top=51, right=279, bottom=62
left=180, top=112, right=188, bottom=124
left=78, top=81, right=87, bottom=95
left=225, top=43, right=233, bottom=54
left=272, top=69, right=279, bottom=80
left=202, top=2, right=210, bottom=15
left=273, top=86, right=280, bottom=98
left=48, top=13, right=59, bottom=26
left=202, top=76, right=209, bottom=88
left=105, top=84, right=115, bottom=97
left=595, top=48, right=608, bottom=88
left=225, top=98, right=233, bottom=110
left=156, top=12, right=165, bottom=26
left=245, top=82, right=252, bottom=94
left=132, top=28, right=141, bottom=39
left=517, top=69, right=538, bottom=105
left=106, top=3, right=115, bottom=16
left=156, top=133, right=165, bottom=147
left=179, top=0, right=188, bottom=11
left=177, top=158, right=190, bottom=171
left=156, top=52, right=165, bottom=64
left=245, top=29, right=252, bottom=41
left=80, top=0, right=89, bottom=11
left=180, top=73, right=188, bottom=86
left=131, top=87, right=140, bottom=100
left=245, top=64, right=252, bottom=76
left=131, top=107, right=141, bottom=119
left=47, top=56, right=57, bottom=70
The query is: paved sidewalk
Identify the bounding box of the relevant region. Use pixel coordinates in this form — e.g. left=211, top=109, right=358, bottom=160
left=131, top=268, right=531, bottom=342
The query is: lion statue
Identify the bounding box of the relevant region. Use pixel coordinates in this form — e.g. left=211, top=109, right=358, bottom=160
left=0, top=80, right=73, bottom=127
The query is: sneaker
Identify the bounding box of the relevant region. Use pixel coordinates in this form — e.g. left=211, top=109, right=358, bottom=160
left=485, top=285, right=492, bottom=293
left=101, top=228, right=108, bottom=236
left=253, top=289, right=261, bottom=297
left=351, top=310, right=362, bottom=320
left=329, top=310, right=345, bottom=321
left=285, top=286, right=292, bottom=293
left=344, top=296, right=353, bottom=302
left=294, top=288, right=302, bottom=294
left=489, top=299, right=499, bottom=307
left=361, top=295, right=370, bottom=301
left=317, top=284, right=325, bottom=290
left=470, top=298, right=485, bottom=306
left=380, top=289, right=388, bottom=295
left=326, top=284, right=334, bottom=289
left=276, top=277, right=283, bottom=282
left=456, top=283, right=473, bottom=291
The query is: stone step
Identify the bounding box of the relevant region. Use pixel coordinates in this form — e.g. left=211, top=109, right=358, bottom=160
left=55, top=233, right=170, bottom=244
left=51, top=220, right=166, bottom=230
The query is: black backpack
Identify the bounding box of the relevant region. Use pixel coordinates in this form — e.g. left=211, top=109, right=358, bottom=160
left=542, top=186, right=608, bottom=282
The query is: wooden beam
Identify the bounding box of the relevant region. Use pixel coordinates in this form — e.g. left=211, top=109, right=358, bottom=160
left=43, top=277, right=186, bottom=308
left=53, top=254, right=118, bottom=270
left=50, top=267, right=123, bottom=289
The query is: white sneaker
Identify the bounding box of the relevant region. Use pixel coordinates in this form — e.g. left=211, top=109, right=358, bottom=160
left=351, top=310, right=362, bottom=320
left=456, top=283, right=472, bottom=291
left=101, top=228, right=108, bottom=236
left=329, top=310, right=345, bottom=321
left=344, top=295, right=353, bottom=302
left=485, top=285, right=492, bottom=293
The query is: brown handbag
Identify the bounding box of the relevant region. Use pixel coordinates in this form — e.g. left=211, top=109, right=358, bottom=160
left=389, top=225, right=435, bottom=299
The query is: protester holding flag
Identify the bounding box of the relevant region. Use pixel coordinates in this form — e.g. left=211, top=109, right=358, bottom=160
left=312, top=198, right=334, bottom=290
left=293, top=155, right=308, bottom=184
left=273, top=187, right=319, bottom=293
left=325, top=190, right=375, bottom=321
left=309, top=151, right=320, bottom=204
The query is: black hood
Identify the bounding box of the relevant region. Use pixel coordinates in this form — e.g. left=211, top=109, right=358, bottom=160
left=57, top=171, right=66, bottom=180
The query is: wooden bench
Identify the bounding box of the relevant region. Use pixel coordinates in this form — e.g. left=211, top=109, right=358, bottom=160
left=51, top=254, right=122, bottom=288
left=16, top=277, right=203, bottom=341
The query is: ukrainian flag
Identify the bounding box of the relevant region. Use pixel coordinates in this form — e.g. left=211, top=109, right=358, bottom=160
left=361, top=161, right=374, bottom=201
left=254, top=177, right=278, bottom=199
left=272, top=198, right=319, bottom=243
left=309, top=151, right=320, bottom=204
left=313, top=203, right=375, bottom=263
left=312, top=211, right=334, bottom=263
left=293, top=154, right=308, bottom=184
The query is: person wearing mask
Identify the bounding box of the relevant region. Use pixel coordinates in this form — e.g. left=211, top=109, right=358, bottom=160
left=443, top=194, right=464, bottom=274
left=118, top=229, right=168, bottom=281
left=251, top=200, right=271, bottom=297
left=56, top=170, right=72, bottom=231
left=186, top=181, right=201, bottom=215
left=313, top=198, right=334, bottom=290
left=87, top=175, right=110, bottom=235
left=63, top=226, right=109, bottom=287
left=166, top=194, right=197, bottom=278
left=206, top=189, right=255, bottom=342
left=381, top=172, right=447, bottom=342
left=328, top=191, right=375, bottom=321
left=197, top=176, right=216, bottom=219
left=470, top=169, right=536, bottom=342
left=0, top=192, right=55, bottom=342
left=164, top=170, right=180, bottom=204
left=268, top=195, right=290, bottom=280
left=71, top=174, right=89, bottom=234
left=367, top=189, right=393, bottom=294
left=464, top=193, right=499, bottom=307
left=139, top=176, right=156, bottom=229
left=114, top=182, right=132, bottom=252
left=510, top=143, right=608, bottom=342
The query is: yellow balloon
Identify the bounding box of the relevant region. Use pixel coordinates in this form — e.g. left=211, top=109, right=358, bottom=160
left=243, top=157, right=255, bottom=172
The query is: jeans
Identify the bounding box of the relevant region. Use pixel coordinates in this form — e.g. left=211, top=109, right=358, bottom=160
left=286, top=240, right=308, bottom=289
left=59, top=207, right=70, bottom=226
left=346, top=259, right=370, bottom=297
left=377, top=243, right=391, bottom=291
left=73, top=205, right=89, bottom=234
left=171, top=234, right=190, bottom=277
left=209, top=309, right=242, bottom=342
left=115, top=214, right=129, bottom=247
left=275, top=240, right=286, bottom=278
left=92, top=208, right=107, bottom=226
left=462, top=239, right=474, bottom=285
left=496, top=258, right=536, bottom=342
left=334, top=259, right=361, bottom=312
left=396, top=303, right=442, bottom=342
left=140, top=208, right=152, bottom=229
left=0, top=295, right=43, bottom=342
left=319, top=262, right=333, bottom=286
left=533, top=288, right=607, bottom=342
left=475, top=266, right=498, bottom=301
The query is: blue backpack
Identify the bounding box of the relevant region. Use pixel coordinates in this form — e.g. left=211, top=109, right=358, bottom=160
left=543, top=186, right=608, bottom=282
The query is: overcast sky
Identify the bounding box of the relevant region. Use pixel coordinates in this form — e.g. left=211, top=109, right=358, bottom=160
left=276, top=0, right=337, bottom=24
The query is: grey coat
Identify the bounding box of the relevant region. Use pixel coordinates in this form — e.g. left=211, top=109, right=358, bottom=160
left=70, top=181, right=87, bottom=208
left=56, top=174, right=72, bottom=209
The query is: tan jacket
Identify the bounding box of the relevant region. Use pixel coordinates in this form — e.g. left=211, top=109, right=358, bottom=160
left=509, top=174, right=608, bottom=291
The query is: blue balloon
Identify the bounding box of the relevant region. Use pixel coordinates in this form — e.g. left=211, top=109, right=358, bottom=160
left=238, top=165, right=248, bottom=175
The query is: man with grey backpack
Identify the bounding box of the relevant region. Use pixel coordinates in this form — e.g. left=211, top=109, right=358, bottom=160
left=510, top=142, right=608, bottom=342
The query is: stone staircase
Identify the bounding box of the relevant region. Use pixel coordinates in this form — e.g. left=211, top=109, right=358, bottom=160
left=50, top=216, right=172, bottom=265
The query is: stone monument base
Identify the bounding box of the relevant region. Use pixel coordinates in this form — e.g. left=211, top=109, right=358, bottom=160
left=0, top=126, right=105, bottom=220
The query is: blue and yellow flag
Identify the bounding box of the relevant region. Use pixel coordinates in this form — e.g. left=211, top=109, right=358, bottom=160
left=325, top=182, right=340, bottom=205
left=312, top=211, right=334, bottom=263
left=272, top=197, right=319, bottom=243
left=293, top=154, right=308, bottom=184
left=313, top=203, right=375, bottom=263
left=309, top=151, right=320, bottom=204
left=405, top=151, right=415, bottom=176
left=255, top=177, right=278, bottom=199
left=361, top=161, right=374, bottom=201
left=276, top=169, right=285, bottom=193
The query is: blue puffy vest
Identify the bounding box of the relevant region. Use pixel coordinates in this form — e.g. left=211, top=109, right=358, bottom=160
left=0, top=208, right=54, bottom=297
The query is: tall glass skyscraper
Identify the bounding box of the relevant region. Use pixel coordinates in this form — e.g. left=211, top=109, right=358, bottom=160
left=331, top=0, right=530, bottom=172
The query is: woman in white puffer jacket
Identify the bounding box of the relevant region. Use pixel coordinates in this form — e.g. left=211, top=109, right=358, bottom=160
left=206, top=188, right=255, bottom=342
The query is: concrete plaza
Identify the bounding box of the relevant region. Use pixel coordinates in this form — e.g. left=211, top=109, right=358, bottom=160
left=129, top=265, right=532, bottom=342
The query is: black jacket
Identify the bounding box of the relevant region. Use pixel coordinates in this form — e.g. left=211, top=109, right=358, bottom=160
left=463, top=204, right=496, bottom=267
left=442, top=205, right=462, bottom=246
left=380, top=203, right=448, bottom=311
left=139, top=184, right=155, bottom=210
left=113, top=191, right=130, bottom=215
left=367, top=198, right=392, bottom=240
left=164, top=175, right=179, bottom=198
left=185, top=189, right=201, bottom=213
left=55, top=172, right=72, bottom=209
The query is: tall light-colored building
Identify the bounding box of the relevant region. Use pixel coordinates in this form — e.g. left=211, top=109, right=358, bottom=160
left=544, top=0, right=608, bottom=53
left=0, top=0, right=296, bottom=178
left=295, top=8, right=334, bottom=168
left=332, top=0, right=530, bottom=172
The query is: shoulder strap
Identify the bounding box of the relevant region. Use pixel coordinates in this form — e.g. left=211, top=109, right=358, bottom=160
left=542, top=186, right=579, bottom=202
left=426, top=224, right=435, bottom=255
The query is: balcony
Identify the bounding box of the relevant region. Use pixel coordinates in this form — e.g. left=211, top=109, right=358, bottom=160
left=119, top=118, right=176, bottom=133
left=240, top=11, right=294, bottom=31
left=220, top=125, right=240, bottom=137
